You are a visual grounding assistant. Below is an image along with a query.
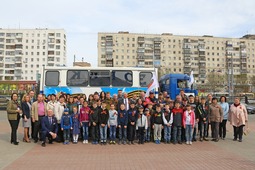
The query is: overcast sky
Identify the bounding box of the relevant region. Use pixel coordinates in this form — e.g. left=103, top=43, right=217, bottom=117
left=1, top=0, right=255, bottom=66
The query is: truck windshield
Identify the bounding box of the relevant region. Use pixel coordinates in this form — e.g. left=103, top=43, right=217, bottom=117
left=177, top=80, right=188, bottom=89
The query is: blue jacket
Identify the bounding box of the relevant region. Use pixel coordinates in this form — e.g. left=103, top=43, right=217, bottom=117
left=61, top=114, right=73, bottom=130
left=41, top=116, right=58, bottom=134
left=118, top=109, right=128, bottom=126
left=219, top=102, right=229, bottom=120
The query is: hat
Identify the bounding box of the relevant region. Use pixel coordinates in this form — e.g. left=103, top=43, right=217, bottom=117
left=139, top=106, right=144, bottom=109
left=64, top=108, right=69, bottom=112
left=145, top=108, right=149, bottom=111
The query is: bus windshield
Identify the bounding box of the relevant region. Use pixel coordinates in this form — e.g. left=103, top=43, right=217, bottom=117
left=177, top=79, right=189, bottom=89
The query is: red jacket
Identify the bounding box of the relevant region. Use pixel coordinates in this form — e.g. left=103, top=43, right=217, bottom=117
left=79, top=106, right=90, bottom=122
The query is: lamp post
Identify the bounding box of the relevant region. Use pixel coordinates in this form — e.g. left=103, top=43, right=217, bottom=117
left=41, top=64, right=45, bottom=94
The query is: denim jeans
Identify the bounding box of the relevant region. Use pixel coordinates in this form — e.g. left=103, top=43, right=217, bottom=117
left=119, top=125, right=127, bottom=141
left=100, top=125, right=107, bottom=142
left=164, top=125, right=171, bottom=142
left=63, top=129, right=70, bottom=141
left=145, top=127, right=151, bottom=142
left=211, top=122, right=219, bottom=140
left=109, top=125, right=116, bottom=141
left=173, top=126, right=182, bottom=143
left=82, top=122, right=89, bottom=140
left=185, top=125, right=193, bottom=142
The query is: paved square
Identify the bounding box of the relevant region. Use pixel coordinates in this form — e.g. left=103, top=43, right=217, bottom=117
left=1, top=110, right=255, bottom=170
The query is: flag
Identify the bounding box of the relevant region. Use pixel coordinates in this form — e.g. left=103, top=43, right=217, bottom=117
left=188, top=71, right=194, bottom=86
left=145, top=72, right=159, bottom=97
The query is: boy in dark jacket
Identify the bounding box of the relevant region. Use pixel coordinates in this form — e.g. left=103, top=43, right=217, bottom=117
left=117, top=103, right=128, bottom=145
left=90, top=101, right=99, bottom=144
left=127, top=102, right=138, bottom=145
left=195, top=97, right=209, bottom=141
left=98, top=101, right=109, bottom=145
left=61, top=108, right=73, bottom=145
left=151, top=104, right=164, bottom=144
left=172, top=101, right=184, bottom=144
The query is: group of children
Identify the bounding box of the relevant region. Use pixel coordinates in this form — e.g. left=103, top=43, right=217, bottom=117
left=59, top=97, right=201, bottom=146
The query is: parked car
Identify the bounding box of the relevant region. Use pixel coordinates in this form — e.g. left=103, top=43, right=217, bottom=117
left=0, top=95, right=10, bottom=110
left=245, top=104, right=255, bottom=114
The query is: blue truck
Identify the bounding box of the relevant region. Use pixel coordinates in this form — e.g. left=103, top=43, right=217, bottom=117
left=159, top=73, right=198, bottom=100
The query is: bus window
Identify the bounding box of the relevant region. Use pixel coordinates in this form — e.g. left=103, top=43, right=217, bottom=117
left=177, top=79, right=188, bottom=89
left=67, top=70, right=89, bottom=86
left=45, top=71, right=59, bottom=86
left=112, top=71, right=133, bottom=87
left=90, top=70, right=110, bottom=86
left=140, top=72, right=152, bottom=87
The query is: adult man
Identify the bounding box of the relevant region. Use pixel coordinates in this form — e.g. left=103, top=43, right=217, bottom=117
left=105, top=92, right=113, bottom=110
left=55, top=95, right=65, bottom=142
left=180, top=90, right=188, bottom=101
left=31, top=94, right=47, bottom=143
left=118, top=92, right=129, bottom=111
left=28, top=90, right=36, bottom=139
left=117, top=90, right=123, bottom=100
left=41, top=109, right=58, bottom=147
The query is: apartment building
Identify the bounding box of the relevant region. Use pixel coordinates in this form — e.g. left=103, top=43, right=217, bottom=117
left=98, top=32, right=255, bottom=84
left=0, top=28, right=66, bottom=81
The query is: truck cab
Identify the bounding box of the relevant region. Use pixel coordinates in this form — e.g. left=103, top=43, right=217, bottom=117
left=159, top=74, right=198, bottom=100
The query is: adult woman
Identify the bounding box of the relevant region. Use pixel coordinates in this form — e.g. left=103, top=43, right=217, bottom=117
left=208, top=97, right=223, bottom=142
left=100, top=91, right=106, bottom=101
left=228, top=97, right=248, bottom=142
left=66, top=96, right=77, bottom=114
left=7, top=93, right=22, bottom=145
left=194, top=96, right=201, bottom=105
left=219, top=96, right=229, bottom=140
left=21, top=94, right=31, bottom=143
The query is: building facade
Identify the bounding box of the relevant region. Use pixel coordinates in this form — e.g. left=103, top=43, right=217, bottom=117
left=98, top=32, right=255, bottom=84
left=0, top=28, right=66, bottom=81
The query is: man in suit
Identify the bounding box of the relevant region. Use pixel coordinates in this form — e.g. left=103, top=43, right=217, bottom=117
left=118, top=92, right=130, bottom=111
left=41, top=109, right=58, bottom=147
left=31, top=94, right=47, bottom=143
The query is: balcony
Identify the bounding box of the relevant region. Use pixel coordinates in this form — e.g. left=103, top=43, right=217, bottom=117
left=138, top=37, right=145, bottom=43
left=241, top=53, right=247, bottom=58
left=48, top=33, right=55, bottom=38
left=184, top=57, right=191, bottom=61
left=184, top=63, right=191, bottom=68
left=199, top=63, right=206, bottom=68
left=105, top=36, right=113, bottom=41
left=137, top=56, right=145, bottom=61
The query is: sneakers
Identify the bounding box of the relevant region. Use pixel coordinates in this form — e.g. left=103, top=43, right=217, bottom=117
left=109, top=141, right=113, bottom=144
left=186, top=141, right=189, bottom=145
left=113, top=141, right=116, bottom=144
left=83, top=140, right=88, bottom=144
left=189, top=141, right=192, bottom=145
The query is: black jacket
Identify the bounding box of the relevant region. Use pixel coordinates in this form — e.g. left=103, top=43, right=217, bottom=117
left=21, top=102, right=31, bottom=119
left=98, top=108, right=109, bottom=124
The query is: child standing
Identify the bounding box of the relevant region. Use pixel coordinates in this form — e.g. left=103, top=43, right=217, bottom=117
left=127, top=102, right=138, bottom=145
left=61, top=108, right=73, bottom=145
left=183, top=104, right=195, bottom=145
left=90, top=101, right=99, bottom=144
left=151, top=104, right=164, bottom=144
left=144, top=108, right=151, bottom=142
left=172, top=101, right=184, bottom=144
left=99, top=101, right=109, bottom=145
left=108, top=104, right=118, bottom=144
left=163, top=104, right=173, bottom=144
left=79, top=101, right=90, bottom=144
left=117, top=103, right=128, bottom=145
left=72, top=106, right=80, bottom=144
left=136, top=106, right=148, bottom=144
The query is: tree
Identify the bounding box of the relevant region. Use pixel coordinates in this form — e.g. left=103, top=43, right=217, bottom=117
left=204, top=72, right=227, bottom=93
left=234, top=74, right=249, bottom=93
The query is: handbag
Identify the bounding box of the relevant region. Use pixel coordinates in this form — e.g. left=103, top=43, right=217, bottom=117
left=243, top=123, right=250, bottom=136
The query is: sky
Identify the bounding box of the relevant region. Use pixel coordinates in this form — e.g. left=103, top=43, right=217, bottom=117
left=1, top=0, right=255, bottom=66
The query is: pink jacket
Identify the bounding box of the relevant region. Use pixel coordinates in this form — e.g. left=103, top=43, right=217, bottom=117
left=228, top=104, right=248, bottom=127
left=182, top=110, right=195, bottom=127
left=79, top=106, right=90, bottom=122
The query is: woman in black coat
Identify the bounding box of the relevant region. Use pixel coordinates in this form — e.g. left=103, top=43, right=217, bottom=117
left=21, top=94, right=32, bottom=142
